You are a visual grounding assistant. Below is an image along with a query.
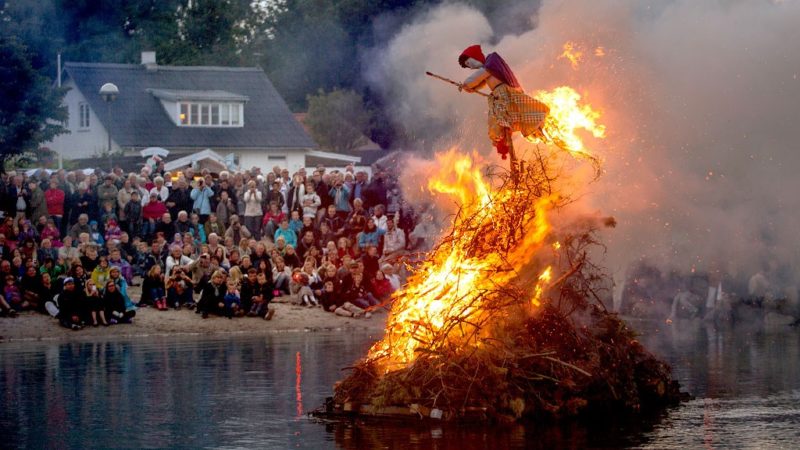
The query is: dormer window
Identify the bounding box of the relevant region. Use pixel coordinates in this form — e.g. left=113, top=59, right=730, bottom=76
left=148, top=89, right=247, bottom=128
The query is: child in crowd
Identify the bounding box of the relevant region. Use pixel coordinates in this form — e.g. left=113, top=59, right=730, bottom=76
left=85, top=279, right=108, bottom=326
left=104, top=218, right=122, bottom=243
left=223, top=280, right=242, bottom=318
left=320, top=280, right=368, bottom=318
left=3, top=274, right=24, bottom=311
left=89, top=221, right=105, bottom=246
left=293, top=271, right=318, bottom=307
left=91, top=256, right=111, bottom=291
left=141, top=265, right=166, bottom=310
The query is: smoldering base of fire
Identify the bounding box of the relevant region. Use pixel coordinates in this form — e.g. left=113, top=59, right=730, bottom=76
left=311, top=149, right=686, bottom=424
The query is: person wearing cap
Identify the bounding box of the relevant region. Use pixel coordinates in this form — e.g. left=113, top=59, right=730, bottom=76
left=458, top=44, right=550, bottom=161
left=97, top=175, right=119, bottom=211
left=57, top=277, right=83, bottom=330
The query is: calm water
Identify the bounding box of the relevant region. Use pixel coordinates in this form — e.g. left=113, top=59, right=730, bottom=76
left=1, top=322, right=799, bottom=449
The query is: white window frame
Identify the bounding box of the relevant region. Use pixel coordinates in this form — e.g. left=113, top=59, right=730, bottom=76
left=177, top=102, right=243, bottom=128
left=79, top=102, right=90, bottom=129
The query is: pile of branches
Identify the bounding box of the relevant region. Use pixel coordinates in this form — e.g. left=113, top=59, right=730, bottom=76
left=330, top=151, right=682, bottom=422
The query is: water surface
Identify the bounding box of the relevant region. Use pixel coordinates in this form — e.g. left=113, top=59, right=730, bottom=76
left=1, top=321, right=798, bottom=449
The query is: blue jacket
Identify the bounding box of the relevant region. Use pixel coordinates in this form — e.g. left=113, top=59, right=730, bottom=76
left=358, top=228, right=385, bottom=249
left=190, top=186, right=214, bottom=215
left=274, top=227, right=297, bottom=248
left=329, top=185, right=351, bottom=212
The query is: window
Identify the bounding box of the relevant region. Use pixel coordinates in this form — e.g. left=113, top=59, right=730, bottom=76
left=220, top=104, right=230, bottom=125
left=200, top=104, right=210, bottom=125
left=190, top=104, right=199, bottom=125
left=180, top=103, right=189, bottom=125
left=79, top=103, right=90, bottom=128
left=177, top=101, right=244, bottom=127
left=211, top=104, right=219, bottom=125
left=231, top=104, right=240, bottom=125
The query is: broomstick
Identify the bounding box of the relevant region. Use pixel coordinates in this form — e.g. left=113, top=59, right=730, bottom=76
left=425, top=71, right=489, bottom=97
left=426, top=71, right=521, bottom=181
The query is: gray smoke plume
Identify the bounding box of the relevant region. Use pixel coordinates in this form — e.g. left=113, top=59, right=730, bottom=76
left=365, top=0, right=800, bottom=301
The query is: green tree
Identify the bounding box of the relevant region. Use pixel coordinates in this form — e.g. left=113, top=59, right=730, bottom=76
left=305, top=89, right=372, bottom=152
left=0, top=37, right=68, bottom=171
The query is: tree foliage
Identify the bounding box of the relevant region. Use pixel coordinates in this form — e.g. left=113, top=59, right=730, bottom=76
left=0, top=36, right=68, bottom=171
left=0, top=0, right=541, bottom=151
left=305, top=89, right=372, bottom=152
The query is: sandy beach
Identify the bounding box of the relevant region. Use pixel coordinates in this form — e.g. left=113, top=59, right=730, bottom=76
left=0, top=285, right=388, bottom=342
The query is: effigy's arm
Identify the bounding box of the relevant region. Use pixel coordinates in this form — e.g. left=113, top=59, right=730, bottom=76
left=463, top=68, right=490, bottom=92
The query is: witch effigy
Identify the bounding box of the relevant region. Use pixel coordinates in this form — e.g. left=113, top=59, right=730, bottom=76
left=458, top=44, right=550, bottom=164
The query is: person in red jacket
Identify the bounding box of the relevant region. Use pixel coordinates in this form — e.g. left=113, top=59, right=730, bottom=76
left=142, top=192, right=168, bottom=240
left=44, top=179, right=65, bottom=234
left=370, top=268, right=395, bottom=302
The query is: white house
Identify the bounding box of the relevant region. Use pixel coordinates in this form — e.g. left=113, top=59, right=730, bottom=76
left=46, top=52, right=359, bottom=172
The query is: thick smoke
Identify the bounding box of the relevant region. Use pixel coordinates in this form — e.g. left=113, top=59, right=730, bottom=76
left=365, top=0, right=800, bottom=300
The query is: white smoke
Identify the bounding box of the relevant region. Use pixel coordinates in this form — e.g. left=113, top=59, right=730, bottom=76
left=366, top=0, right=800, bottom=294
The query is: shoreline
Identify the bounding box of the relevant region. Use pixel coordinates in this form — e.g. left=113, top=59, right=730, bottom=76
left=0, top=301, right=388, bottom=343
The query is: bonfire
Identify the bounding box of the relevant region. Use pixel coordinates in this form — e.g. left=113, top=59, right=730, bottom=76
left=319, top=85, right=681, bottom=423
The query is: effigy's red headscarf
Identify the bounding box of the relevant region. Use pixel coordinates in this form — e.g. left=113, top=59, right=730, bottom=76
left=458, top=45, right=486, bottom=67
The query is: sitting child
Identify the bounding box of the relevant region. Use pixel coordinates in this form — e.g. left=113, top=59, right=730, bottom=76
left=320, top=280, right=369, bottom=318
left=89, top=221, right=105, bottom=246
left=292, top=271, right=318, bottom=307
left=104, top=218, right=122, bottom=244
left=223, top=280, right=242, bottom=318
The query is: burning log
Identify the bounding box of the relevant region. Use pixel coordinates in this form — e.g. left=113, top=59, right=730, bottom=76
left=312, top=149, right=684, bottom=424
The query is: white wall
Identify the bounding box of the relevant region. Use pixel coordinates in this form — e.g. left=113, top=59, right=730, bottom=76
left=238, top=148, right=308, bottom=174
left=45, top=78, right=121, bottom=160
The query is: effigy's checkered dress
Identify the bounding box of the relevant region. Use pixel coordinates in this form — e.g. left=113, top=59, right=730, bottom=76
left=488, top=84, right=549, bottom=143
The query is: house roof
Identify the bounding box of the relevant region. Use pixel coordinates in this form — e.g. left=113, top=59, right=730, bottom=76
left=64, top=62, right=316, bottom=150
left=146, top=88, right=250, bottom=103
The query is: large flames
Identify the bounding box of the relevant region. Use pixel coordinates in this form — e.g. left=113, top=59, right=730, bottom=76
left=367, top=151, right=556, bottom=370
left=326, top=45, right=684, bottom=421
left=535, top=86, right=606, bottom=162
left=366, top=43, right=607, bottom=373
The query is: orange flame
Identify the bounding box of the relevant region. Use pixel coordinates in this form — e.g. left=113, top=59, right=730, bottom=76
left=367, top=150, right=555, bottom=371
left=559, top=41, right=583, bottom=69
left=533, top=86, right=606, bottom=161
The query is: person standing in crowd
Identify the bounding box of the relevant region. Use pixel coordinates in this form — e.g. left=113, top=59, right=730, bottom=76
left=166, top=178, right=191, bottom=219
left=97, top=175, right=119, bottom=215
left=190, top=178, right=214, bottom=223
left=215, top=190, right=236, bottom=228
left=27, top=181, right=48, bottom=226
left=243, top=180, right=263, bottom=240
left=45, top=179, right=66, bottom=234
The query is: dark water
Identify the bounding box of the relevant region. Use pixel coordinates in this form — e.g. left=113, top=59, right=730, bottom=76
left=1, top=322, right=798, bottom=449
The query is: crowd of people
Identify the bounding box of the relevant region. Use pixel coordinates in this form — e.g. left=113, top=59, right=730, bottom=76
left=0, top=160, right=439, bottom=330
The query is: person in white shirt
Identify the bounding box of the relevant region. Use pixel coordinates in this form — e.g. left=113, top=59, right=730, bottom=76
left=165, top=244, right=194, bottom=279
left=381, top=217, right=406, bottom=263
left=149, top=176, right=170, bottom=203
left=372, top=204, right=388, bottom=231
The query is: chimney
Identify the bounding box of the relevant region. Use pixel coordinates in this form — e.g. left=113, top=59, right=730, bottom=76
left=141, top=51, right=157, bottom=71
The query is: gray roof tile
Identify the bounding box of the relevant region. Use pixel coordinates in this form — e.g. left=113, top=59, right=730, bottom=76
left=64, top=62, right=317, bottom=150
